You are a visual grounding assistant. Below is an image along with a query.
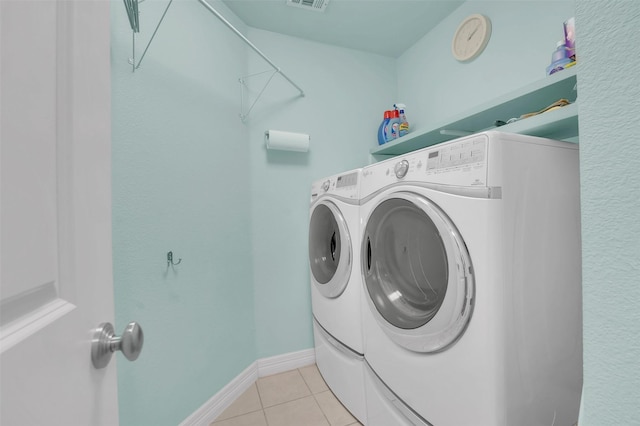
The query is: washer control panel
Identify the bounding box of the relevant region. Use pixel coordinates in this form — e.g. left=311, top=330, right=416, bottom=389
left=336, top=171, right=358, bottom=188
left=311, top=170, right=360, bottom=202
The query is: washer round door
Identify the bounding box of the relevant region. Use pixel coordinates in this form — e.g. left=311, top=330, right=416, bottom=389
left=362, top=191, right=474, bottom=353
left=309, top=200, right=352, bottom=298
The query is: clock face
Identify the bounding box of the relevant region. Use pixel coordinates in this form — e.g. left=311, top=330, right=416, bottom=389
left=452, top=14, right=492, bottom=62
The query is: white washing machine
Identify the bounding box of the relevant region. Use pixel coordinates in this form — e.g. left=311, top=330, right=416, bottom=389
left=308, top=169, right=366, bottom=423
left=360, top=131, right=582, bottom=426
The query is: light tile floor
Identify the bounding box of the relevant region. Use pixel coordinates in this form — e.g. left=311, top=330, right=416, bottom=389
left=211, top=364, right=363, bottom=426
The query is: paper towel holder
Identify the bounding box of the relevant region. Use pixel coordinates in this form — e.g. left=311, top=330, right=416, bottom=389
left=264, top=130, right=310, bottom=153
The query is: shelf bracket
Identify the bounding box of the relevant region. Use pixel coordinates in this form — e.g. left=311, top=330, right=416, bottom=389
left=238, top=69, right=280, bottom=122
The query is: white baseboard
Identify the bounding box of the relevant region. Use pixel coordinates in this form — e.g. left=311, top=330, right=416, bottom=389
left=180, top=348, right=315, bottom=426
left=179, top=361, right=258, bottom=426
left=257, top=348, right=316, bottom=378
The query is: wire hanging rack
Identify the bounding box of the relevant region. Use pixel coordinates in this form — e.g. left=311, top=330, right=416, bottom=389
left=122, top=0, right=305, bottom=121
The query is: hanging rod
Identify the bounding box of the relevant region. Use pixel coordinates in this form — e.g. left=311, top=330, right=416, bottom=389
left=195, top=0, right=305, bottom=99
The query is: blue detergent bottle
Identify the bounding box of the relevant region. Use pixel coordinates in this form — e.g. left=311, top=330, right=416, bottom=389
left=377, top=110, right=392, bottom=145
left=385, top=109, right=401, bottom=142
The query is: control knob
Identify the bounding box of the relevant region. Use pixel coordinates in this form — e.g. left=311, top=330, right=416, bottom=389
left=321, top=180, right=331, bottom=192
left=394, top=160, right=409, bottom=179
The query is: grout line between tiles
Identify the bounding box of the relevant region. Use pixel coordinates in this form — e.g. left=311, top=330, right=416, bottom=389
left=297, top=367, right=314, bottom=395
left=311, top=392, right=333, bottom=426
left=262, top=393, right=311, bottom=409
left=262, top=394, right=326, bottom=426
left=255, top=382, right=265, bottom=411
left=212, top=407, right=264, bottom=425
left=214, top=365, right=354, bottom=426
left=298, top=367, right=313, bottom=394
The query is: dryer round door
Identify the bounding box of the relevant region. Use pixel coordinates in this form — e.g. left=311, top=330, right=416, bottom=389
left=362, top=191, right=474, bottom=353
left=309, top=200, right=353, bottom=298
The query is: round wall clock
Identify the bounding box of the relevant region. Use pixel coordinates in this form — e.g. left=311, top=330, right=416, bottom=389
left=452, top=14, right=492, bottom=62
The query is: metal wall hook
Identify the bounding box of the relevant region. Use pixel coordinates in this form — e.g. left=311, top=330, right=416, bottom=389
left=167, top=251, right=181, bottom=267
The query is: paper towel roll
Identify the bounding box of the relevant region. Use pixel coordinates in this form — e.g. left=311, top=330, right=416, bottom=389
left=264, top=130, right=310, bottom=152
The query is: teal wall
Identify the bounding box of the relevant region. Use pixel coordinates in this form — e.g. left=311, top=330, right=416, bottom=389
left=111, top=1, right=255, bottom=425
left=243, top=29, right=396, bottom=358
left=576, top=1, right=640, bottom=424
left=111, top=1, right=395, bottom=423
left=397, top=1, right=640, bottom=423
left=242, top=0, right=572, bottom=361
left=398, top=0, right=575, bottom=130
left=111, top=0, right=640, bottom=424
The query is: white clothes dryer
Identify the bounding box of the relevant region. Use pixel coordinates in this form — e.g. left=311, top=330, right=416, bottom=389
left=360, top=132, right=582, bottom=426
left=309, top=169, right=366, bottom=423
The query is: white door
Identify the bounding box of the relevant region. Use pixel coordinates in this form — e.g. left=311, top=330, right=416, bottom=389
left=1, top=1, right=120, bottom=424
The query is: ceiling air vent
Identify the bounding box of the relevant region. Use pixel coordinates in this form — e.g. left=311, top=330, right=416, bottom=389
left=286, top=0, right=329, bottom=12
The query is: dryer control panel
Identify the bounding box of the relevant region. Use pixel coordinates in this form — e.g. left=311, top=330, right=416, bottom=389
left=362, top=135, right=489, bottom=195
left=424, top=137, right=487, bottom=184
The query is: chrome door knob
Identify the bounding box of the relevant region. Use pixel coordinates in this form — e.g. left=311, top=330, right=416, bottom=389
left=92, top=321, right=144, bottom=369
